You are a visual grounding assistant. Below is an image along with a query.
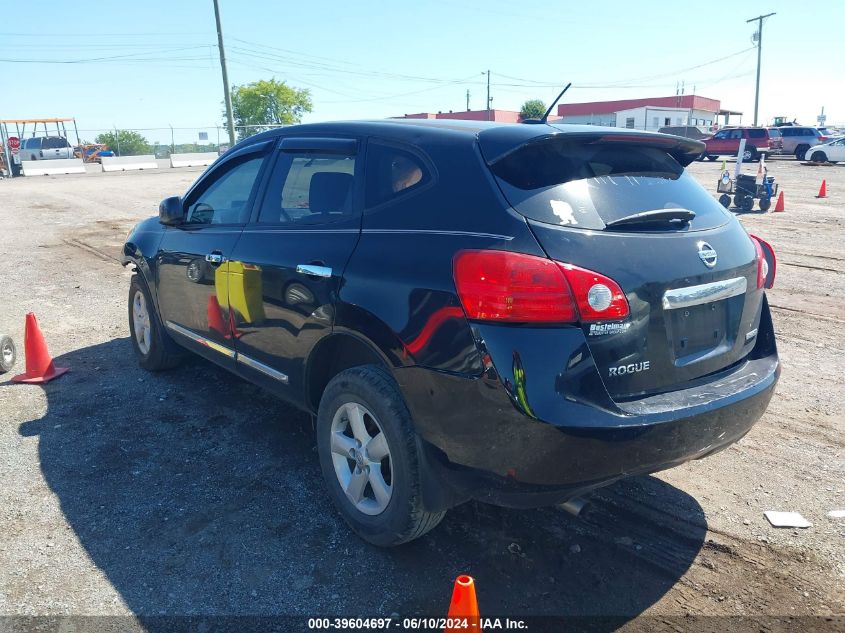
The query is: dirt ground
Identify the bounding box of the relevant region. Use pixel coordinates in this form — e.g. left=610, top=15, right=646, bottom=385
left=0, top=155, right=843, bottom=631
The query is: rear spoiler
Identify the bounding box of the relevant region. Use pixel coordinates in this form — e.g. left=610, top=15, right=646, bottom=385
left=479, top=127, right=705, bottom=167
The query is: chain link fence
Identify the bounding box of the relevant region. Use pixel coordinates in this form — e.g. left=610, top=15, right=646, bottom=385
left=72, top=124, right=289, bottom=157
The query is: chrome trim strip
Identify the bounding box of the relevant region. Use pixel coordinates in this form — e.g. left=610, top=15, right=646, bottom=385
left=662, top=276, right=747, bottom=310
left=296, top=264, right=333, bottom=278
left=362, top=229, right=514, bottom=241
left=236, top=353, right=289, bottom=384
left=165, top=321, right=235, bottom=358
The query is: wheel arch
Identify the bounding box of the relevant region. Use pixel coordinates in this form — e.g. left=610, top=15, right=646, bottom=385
left=305, top=331, right=397, bottom=413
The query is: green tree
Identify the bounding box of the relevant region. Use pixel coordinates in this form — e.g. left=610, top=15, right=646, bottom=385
left=519, top=99, right=547, bottom=120
left=228, top=79, right=313, bottom=139
left=94, top=130, right=151, bottom=156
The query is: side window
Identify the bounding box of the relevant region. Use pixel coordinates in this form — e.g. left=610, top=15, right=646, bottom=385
left=781, top=128, right=793, bottom=137
left=185, top=154, right=265, bottom=225
left=258, top=152, right=356, bottom=224
left=729, top=130, right=743, bottom=139
left=748, top=129, right=765, bottom=139
left=713, top=131, right=728, bottom=140
left=364, top=143, right=430, bottom=208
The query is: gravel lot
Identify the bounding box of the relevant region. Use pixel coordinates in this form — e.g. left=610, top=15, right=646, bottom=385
left=0, top=156, right=843, bottom=630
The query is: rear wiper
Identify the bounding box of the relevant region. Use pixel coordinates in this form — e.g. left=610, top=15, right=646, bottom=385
left=604, top=208, right=695, bottom=229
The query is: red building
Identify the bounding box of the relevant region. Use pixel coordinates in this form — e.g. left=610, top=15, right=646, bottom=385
left=398, top=109, right=522, bottom=123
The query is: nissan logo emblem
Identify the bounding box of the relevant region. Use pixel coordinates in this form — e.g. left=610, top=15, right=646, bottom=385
left=697, top=242, right=718, bottom=268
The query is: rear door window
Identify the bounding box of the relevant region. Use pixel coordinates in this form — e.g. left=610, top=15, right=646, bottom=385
left=747, top=129, right=765, bottom=138
left=488, top=138, right=730, bottom=231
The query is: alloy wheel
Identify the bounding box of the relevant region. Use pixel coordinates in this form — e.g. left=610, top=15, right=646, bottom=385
left=132, top=290, right=152, bottom=356
left=329, top=401, right=394, bottom=516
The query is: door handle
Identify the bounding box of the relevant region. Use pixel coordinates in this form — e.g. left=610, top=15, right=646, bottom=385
left=205, top=252, right=225, bottom=265
left=296, top=264, right=332, bottom=278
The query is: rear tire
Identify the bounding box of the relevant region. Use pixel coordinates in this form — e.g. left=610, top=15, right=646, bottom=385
left=741, top=147, right=757, bottom=162
left=795, top=145, right=809, bottom=161
left=741, top=195, right=755, bottom=212
left=706, top=155, right=718, bottom=161
left=316, top=364, right=445, bottom=546
left=128, top=274, right=182, bottom=371
left=0, top=335, right=16, bottom=373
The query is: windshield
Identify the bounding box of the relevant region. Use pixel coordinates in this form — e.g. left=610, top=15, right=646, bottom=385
left=489, top=139, right=730, bottom=231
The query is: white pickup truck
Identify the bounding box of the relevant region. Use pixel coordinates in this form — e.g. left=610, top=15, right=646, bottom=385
left=19, top=136, right=74, bottom=161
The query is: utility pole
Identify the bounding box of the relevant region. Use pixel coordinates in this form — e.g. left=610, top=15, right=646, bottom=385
left=466, top=89, right=471, bottom=111
left=747, top=12, right=775, bottom=126
left=213, top=0, right=236, bottom=146
left=484, top=70, right=491, bottom=121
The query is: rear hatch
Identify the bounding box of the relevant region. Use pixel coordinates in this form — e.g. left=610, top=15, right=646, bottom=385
left=479, top=127, right=765, bottom=399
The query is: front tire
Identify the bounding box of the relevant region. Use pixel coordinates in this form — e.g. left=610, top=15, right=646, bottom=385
left=810, top=151, right=827, bottom=163
left=316, top=365, right=445, bottom=546
left=128, top=274, right=182, bottom=371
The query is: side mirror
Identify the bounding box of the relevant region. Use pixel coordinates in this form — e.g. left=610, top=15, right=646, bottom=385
left=159, top=196, right=184, bottom=226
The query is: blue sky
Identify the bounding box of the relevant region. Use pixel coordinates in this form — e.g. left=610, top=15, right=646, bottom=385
left=2, top=0, right=842, bottom=144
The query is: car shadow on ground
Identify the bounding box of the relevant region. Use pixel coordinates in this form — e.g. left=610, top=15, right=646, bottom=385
left=15, top=338, right=708, bottom=629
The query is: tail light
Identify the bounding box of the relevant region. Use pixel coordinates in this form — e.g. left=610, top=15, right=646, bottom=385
left=750, top=235, right=776, bottom=289
left=452, top=250, right=629, bottom=324
left=819, top=136, right=828, bottom=142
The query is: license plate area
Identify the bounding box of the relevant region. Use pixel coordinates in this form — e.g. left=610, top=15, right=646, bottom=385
left=662, top=277, right=747, bottom=367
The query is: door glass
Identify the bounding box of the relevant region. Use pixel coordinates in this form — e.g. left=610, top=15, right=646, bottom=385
left=185, top=155, right=265, bottom=225
left=258, top=153, right=356, bottom=224
left=364, top=144, right=429, bottom=208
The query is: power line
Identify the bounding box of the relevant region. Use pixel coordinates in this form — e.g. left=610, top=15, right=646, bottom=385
left=0, top=45, right=213, bottom=64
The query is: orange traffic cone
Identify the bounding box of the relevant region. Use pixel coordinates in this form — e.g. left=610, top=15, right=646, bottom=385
left=445, top=575, right=481, bottom=632
left=227, top=308, right=243, bottom=339
left=11, top=313, right=69, bottom=384
left=817, top=180, right=827, bottom=198
left=207, top=295, right=229, bottom=338
left=773, top=191, right=785, bottom=212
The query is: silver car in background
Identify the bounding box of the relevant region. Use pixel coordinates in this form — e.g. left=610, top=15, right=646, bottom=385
left=777, top=127, right=828, bottom=160
left=19, top=136, right=74, bottom=161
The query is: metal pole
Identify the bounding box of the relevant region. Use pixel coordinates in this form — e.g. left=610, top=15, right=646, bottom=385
left=213, top=0, right=236, bottom=146
left=747, top=12, right=775, bottom=126
left=115, top=126, right=120, bottom=156
left=170, top=124, right=175, bottom=154
left=486, top=70, right=491, bottom=121
left=466, top=89, right=470, bottom=111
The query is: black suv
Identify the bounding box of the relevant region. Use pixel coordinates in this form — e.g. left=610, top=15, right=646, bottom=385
left=123, top=120, right=779, bottom=546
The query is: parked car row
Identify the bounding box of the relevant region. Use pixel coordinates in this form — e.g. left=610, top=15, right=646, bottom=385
left=693, top=125, right=833, bottom=162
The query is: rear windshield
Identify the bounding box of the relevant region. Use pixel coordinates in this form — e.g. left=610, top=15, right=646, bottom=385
left=767, top=128, right=782, bottom=138
left=489, top=139, right=730, bottom=231
left=42, top=137, right=70, bottom=149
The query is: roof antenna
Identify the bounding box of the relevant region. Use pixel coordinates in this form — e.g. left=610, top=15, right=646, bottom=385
left=523, top=82, right=572, bottom=124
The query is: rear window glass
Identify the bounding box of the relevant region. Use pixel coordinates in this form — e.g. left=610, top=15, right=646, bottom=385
left=489, top=139, right=730, bottom=231
left=767, top=128, right=781, bottom=138
left=42, top=137, right=70, bottom=149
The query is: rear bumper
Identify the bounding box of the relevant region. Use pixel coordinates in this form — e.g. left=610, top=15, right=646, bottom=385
left=396, top=306, right=779, bottom=510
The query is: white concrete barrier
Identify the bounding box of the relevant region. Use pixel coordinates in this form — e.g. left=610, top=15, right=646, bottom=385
left=170, top=152, right=218, bottom=168
left=101, top=155, right=158, bottom=172
left=21, top=159, right=86, bottom=176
